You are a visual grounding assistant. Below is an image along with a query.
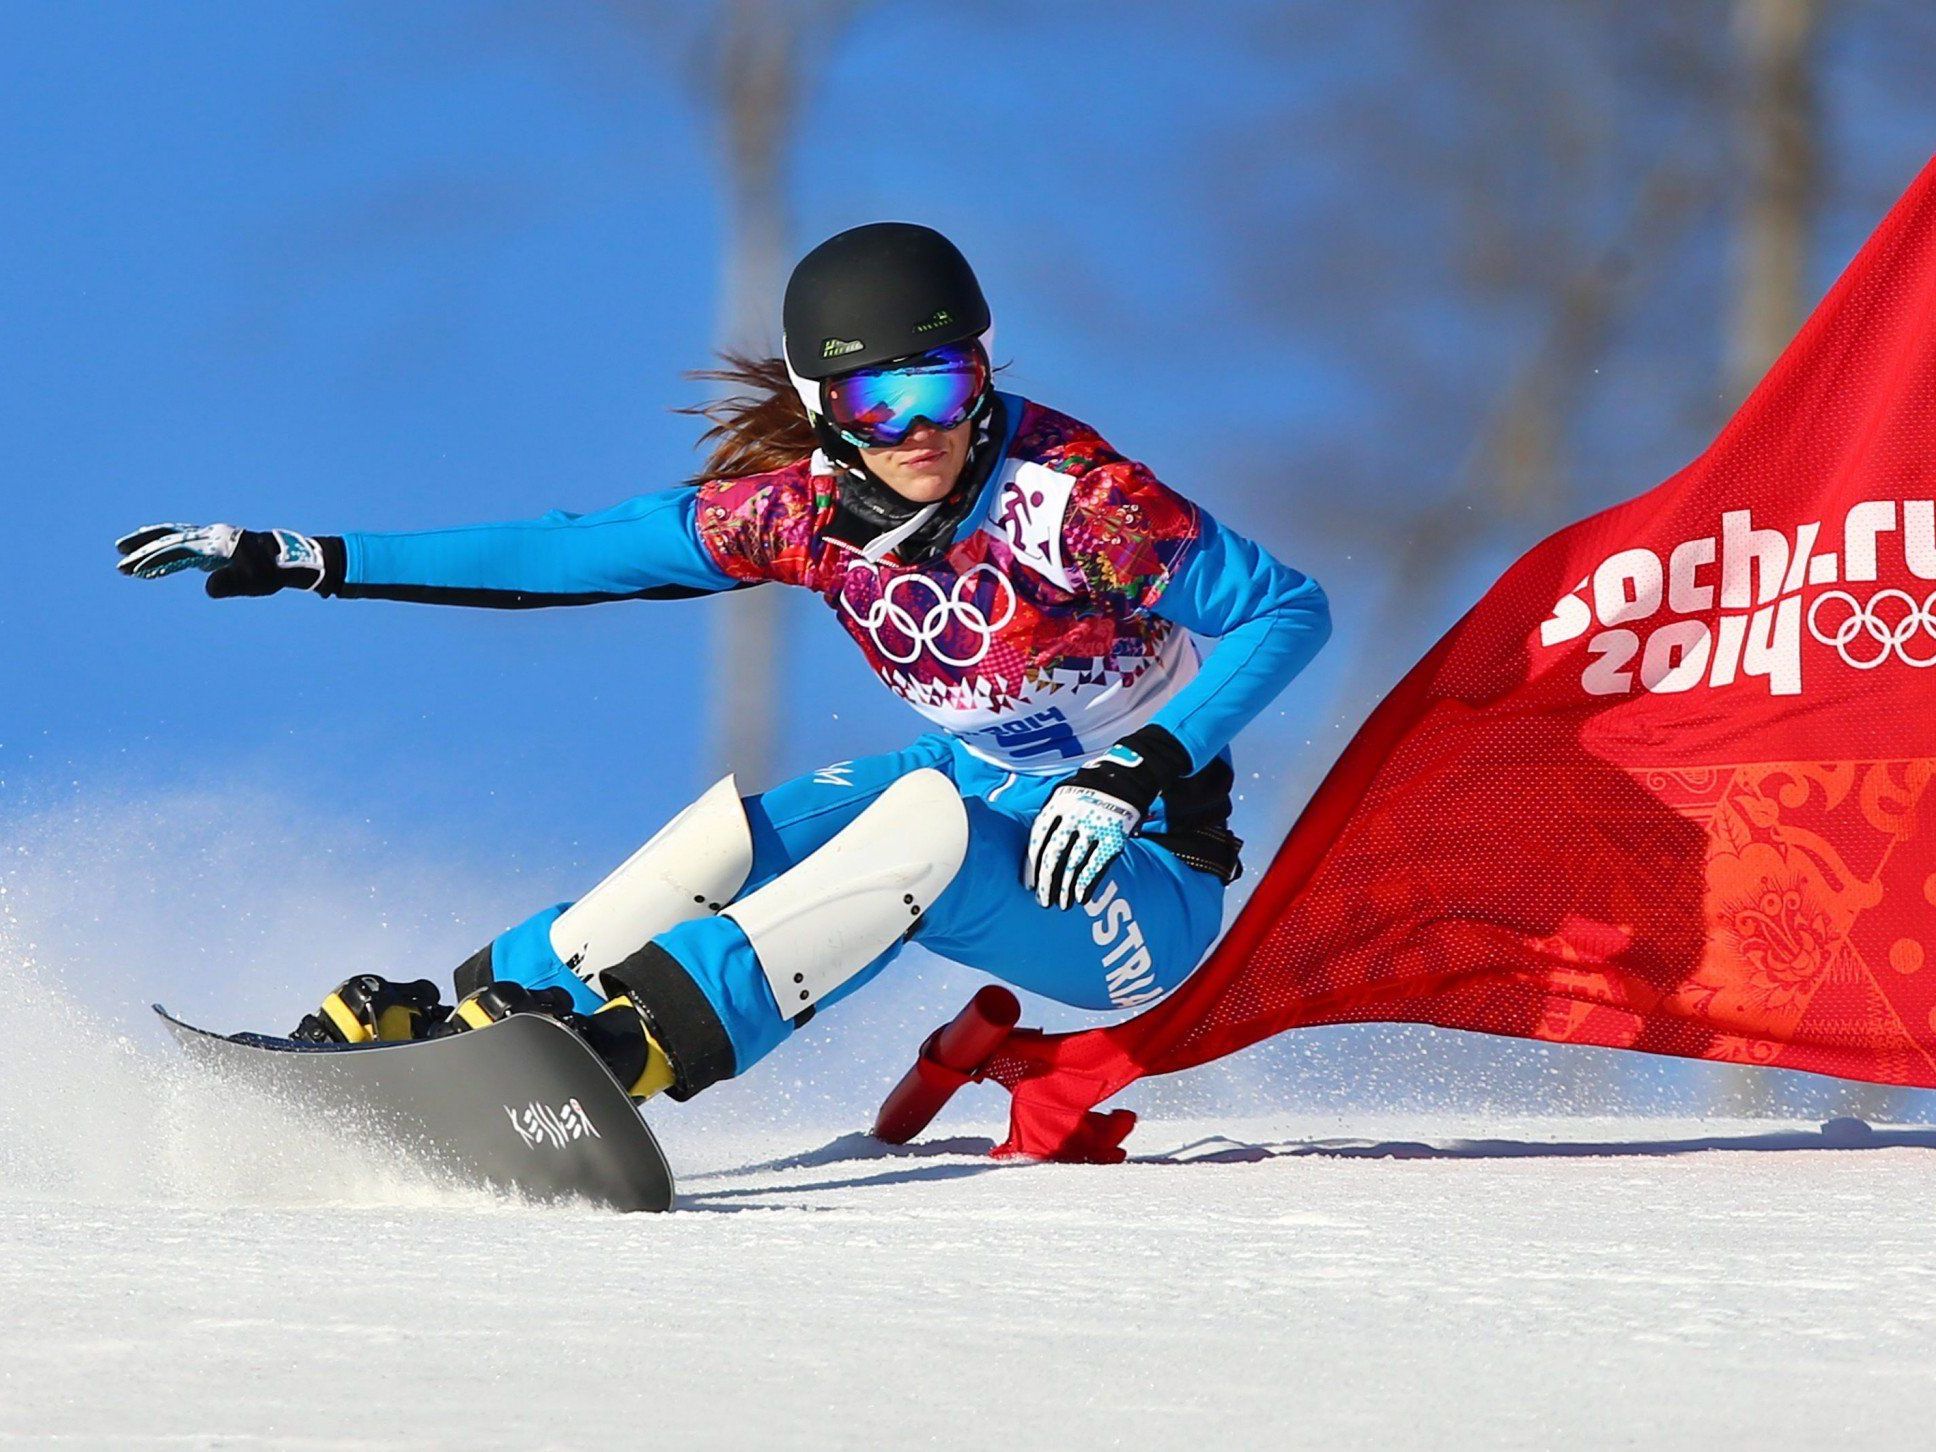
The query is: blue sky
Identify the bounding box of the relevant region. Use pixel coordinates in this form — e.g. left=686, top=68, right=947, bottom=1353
left=6, top=4, right=1936, bottom=1119
left=0, top=3, right=1351, bottom=866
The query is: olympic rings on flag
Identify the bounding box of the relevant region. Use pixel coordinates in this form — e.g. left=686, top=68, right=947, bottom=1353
left=840, top=563, right=1019, bottom=668
left=1806, top=588, right=1936, bottom=669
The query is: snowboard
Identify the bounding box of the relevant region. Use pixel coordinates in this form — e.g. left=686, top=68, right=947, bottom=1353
left=154, top=1005, right=675, bottom=1212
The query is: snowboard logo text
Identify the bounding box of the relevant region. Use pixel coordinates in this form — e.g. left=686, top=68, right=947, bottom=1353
left=1538, top=499, right=1936, bottom=697
left=504, top=1097, right=603, bottom=1150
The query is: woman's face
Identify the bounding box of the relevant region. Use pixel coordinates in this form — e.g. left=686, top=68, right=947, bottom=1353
left=857, top=419, right=973, bottom=504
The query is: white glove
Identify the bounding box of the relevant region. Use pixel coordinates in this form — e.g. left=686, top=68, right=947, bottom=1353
left=1024, top=727, right=1194, bottom=910
left=1026, top=780, right=1144, bottom=910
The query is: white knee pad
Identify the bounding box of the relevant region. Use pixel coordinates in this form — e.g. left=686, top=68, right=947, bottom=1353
left=550, top=776, right=755, bottom=995
left=723, top=768, right=968, bottom=1016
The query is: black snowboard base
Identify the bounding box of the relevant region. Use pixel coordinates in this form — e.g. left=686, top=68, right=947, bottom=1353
left=155, top=1005, right=675, bottom=1212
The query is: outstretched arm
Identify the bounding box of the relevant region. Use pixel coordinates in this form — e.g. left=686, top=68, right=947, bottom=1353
left=117, top=488, right=742, bottom=608
left=332, top=489, right=738, bottom=607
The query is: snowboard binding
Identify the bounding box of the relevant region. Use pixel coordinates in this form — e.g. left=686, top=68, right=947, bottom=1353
left=446, top=980, right=578, bottom=1032
left=445, top=982, right=675, bottom=1103
left=292, top=974, right=447, bottom=1045
left=291, top=973, right=676, bottom=1104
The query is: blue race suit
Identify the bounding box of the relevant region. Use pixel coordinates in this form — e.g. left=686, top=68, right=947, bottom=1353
left=319, top=394, right=1331, bottom=1092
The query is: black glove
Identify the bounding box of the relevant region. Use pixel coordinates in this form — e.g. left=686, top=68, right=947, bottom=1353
left=116, top=523, right=335, bottom=597
left=1025, top=724, right=1193, bottom=909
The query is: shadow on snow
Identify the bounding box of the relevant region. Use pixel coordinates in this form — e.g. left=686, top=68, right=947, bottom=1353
left=1130, top=1117, right=1936, bottom=1164
left=672, top=1117, right=1936, bottom=1208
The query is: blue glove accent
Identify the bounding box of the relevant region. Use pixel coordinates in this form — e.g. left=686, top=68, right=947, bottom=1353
left=340, top=488, right=738, bottom=606
left=1149, top=513, right=1331, bottom=771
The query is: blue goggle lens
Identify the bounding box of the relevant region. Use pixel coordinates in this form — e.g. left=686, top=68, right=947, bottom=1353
left=821, top=343, right=989, bottom=447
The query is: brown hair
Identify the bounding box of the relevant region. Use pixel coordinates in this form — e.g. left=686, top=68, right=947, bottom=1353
left=679, top=352, right=819, bottom=484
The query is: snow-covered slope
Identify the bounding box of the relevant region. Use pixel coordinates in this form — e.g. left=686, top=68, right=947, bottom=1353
left=6, top=1092, right=1936, bottom=1448
left=5, top=797, right=1934, bottom=1447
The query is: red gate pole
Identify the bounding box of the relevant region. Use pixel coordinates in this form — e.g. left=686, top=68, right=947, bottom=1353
left=872, top=986, right=1022, bottom=1144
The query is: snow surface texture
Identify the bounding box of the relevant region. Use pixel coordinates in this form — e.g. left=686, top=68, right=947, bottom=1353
left=6, top=788, right=1936, bottom=1447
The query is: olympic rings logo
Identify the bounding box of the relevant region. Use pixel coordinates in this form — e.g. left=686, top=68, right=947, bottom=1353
left=1806, top=589, right=1936, bottom=670
left=840, top=563, right=1018, bottom=667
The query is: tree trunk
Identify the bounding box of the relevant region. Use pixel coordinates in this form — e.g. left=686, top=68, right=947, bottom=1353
left=706, top=0, right=797, bottom=789
left=1727, top=0, right=1821, bottom=407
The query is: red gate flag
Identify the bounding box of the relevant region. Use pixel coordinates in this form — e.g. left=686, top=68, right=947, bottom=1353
left=984, top=157, right=1936, bottom=1162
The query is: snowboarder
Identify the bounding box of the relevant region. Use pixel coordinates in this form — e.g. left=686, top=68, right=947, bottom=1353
left=115, top=222, right=1332, bottom=1109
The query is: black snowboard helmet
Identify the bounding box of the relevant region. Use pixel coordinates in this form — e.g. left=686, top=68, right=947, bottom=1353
left=782, top=221, right=995, bottom=423
left=779, top=221, right=1005, bottom=563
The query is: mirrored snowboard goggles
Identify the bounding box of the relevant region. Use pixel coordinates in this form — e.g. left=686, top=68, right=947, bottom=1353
left=820, top=342, right=991, bottom=449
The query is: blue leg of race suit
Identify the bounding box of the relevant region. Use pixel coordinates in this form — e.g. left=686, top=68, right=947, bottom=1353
left=654, top=739, right=1226, bottom=1079
left=489, top=734, right=1228, bottom=1082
